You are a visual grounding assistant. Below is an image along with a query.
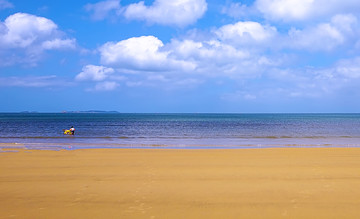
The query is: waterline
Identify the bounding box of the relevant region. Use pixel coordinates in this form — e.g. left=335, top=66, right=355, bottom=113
left=2, top=140, right=360, bottom=151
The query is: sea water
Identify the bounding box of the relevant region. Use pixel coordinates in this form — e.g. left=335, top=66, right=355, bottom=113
left=0, top=113, right=360, bottom=150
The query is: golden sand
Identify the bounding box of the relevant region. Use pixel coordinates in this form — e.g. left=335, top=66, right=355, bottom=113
left=1, top=148, right=360, bottom=218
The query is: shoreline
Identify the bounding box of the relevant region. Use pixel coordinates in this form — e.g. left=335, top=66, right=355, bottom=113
left=1, top=147, right=360, bottom=218
left=2, top=142, right=360, bottom=151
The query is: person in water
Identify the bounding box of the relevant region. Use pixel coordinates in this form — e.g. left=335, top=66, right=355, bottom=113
left=70, top=126, right=75, bottom=135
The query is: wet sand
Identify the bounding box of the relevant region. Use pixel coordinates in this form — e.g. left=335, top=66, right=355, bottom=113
left=1, top=147, right=360, bottom=218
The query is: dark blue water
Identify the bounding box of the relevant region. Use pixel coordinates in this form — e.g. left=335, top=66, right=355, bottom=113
left=1, top=113, right=360, bottom=149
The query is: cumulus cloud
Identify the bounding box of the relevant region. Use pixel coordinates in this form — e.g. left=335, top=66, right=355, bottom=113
left=77, top=29, right=284, bottom=92
left=96, top=33, right=273, bottom=80
left=96, top=30, right=278, bottom=77
left=123, top=0, right=207, bottom=27
left=85, top=0, right=121, bottom=20
left=76, top=65, right=115, bottom=81
left=78, top=15, right=298, bottom=91
left=99, top=36, right=195, bottom=71
left=169, top=39, right=257, bottom=77
left=76, top=5, right=360, bottom=100
left=100, top=36, right=167, bottom=68
left=0, top=13, right=76, bottom=66
left=1, top=13, right=58, bottom=48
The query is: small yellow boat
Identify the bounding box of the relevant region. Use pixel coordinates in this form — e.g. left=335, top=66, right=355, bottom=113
left=63, top=129, right=74, bottom=135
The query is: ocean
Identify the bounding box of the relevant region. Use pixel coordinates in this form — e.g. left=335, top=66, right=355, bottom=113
left=1, top=113, right=360, bottom=150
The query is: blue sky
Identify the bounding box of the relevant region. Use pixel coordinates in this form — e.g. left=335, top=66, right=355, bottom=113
left=1, top=0, right=360, bottom=113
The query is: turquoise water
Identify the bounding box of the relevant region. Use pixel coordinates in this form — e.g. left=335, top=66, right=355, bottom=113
left=1, top=113, right=360, bottom=149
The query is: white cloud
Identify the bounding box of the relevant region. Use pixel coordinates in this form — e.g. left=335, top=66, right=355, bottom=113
left=96, top=33, right=267, bottom=79
left=255, top=0, right=314, bottom=21
left=169, top=39, right=254, bottom=76
left=76, top=65, right=114, bottom=81
left=0, top=13, right=76, bottom=66
left=0, top=0, right=13, bottom=10
left=168, top=22, right=282, bottom=76
left=42, top=38, right=76, bottom=50
left=171, top=39, right=248, bottom=60
left=100, top=36, right=166, bottom=67
left=168, top=22, right=281, bottom=77
left=124, top=0, right=207, bottom=27
left=1, top=13, right=58, bottom=48
left=99, top=36, right=195, bottom=71
left=255, top=0, right=360, bottom=22
left=78, top=20, right=287, bottom=91
left=75, top=9, right=360, bottom=98
left=215, top=21, right=277, bottom=45
left=288, top=14, right=357, bottom=51
left=85, top=0, right=121, bottom=20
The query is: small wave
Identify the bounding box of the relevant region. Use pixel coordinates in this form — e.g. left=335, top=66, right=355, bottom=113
left=246, top=136, right=358, bottom=139
left=2, top=143, right=360, bottom=152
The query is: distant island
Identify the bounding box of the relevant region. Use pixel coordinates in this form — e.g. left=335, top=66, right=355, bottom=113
left=61, top=110, right=120, bottom=114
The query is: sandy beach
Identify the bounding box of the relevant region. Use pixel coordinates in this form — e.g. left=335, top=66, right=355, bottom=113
left=1, top=147, right=360, bottom=218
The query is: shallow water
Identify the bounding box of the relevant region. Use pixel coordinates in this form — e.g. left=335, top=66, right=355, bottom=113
left=1, top=113, right=360, bottom=149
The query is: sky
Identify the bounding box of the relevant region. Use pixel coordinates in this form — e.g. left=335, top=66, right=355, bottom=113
left=1, top=0, right=360, bottom=113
